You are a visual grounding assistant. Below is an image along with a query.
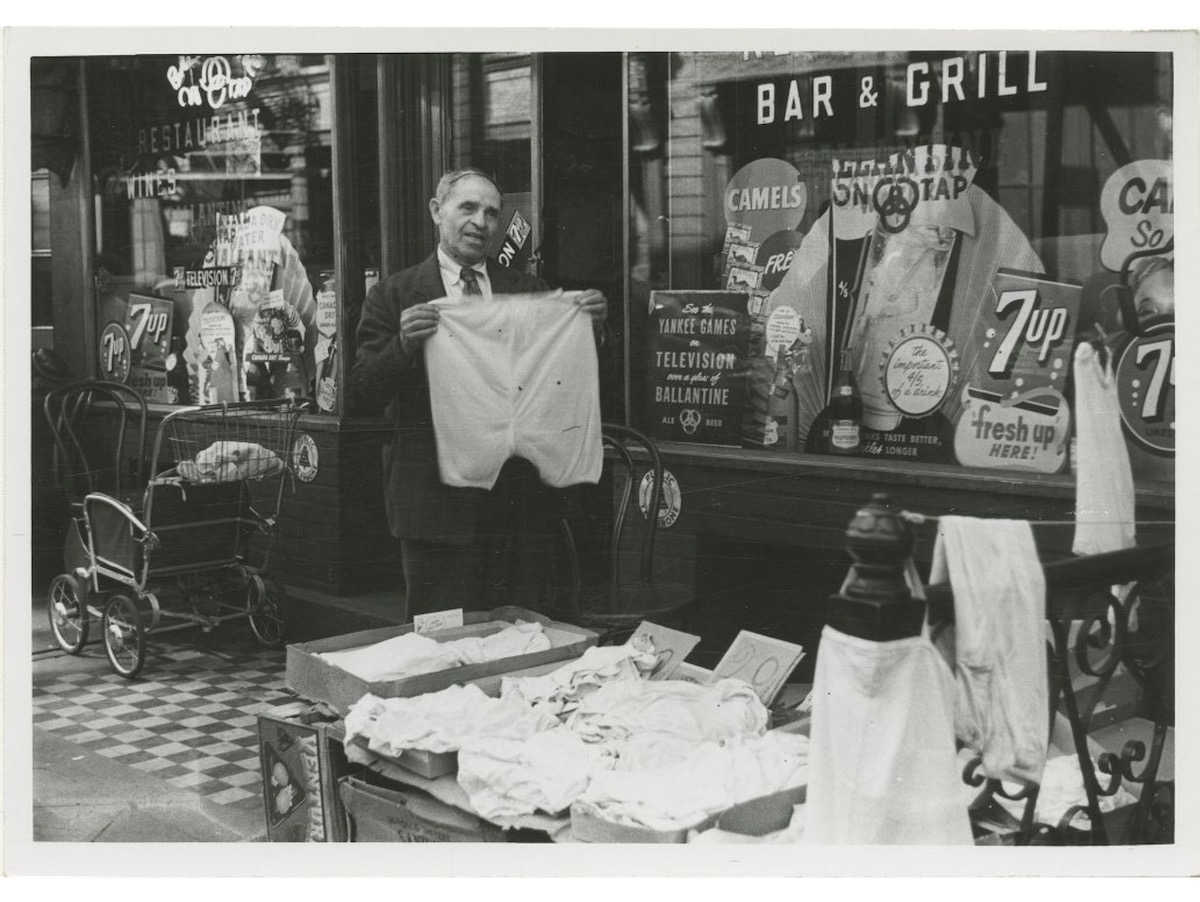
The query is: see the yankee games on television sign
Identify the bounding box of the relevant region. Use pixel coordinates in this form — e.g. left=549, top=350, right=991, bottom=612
left=647, top=291, right=751, bottom=446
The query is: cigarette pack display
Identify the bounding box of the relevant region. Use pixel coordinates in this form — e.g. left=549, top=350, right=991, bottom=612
left=725, top=241, right=762, bottom=268
left=725, top=263, right=765, bottom=292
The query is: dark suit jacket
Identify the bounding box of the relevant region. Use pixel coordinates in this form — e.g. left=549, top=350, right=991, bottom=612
left=349, top=252, right=555, bottom=545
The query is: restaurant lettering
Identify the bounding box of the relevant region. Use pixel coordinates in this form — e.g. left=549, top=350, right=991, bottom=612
left=137, top=109, right=262, bottom=155
left=757, top=51, right=1049, bottom=124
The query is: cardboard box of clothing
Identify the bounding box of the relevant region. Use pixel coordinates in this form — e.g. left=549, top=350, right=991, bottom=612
left=285, top=612, right=598, bottom=716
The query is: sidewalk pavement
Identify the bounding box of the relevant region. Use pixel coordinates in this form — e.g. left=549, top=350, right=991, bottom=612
left=33, top=727, right=266, bottom=842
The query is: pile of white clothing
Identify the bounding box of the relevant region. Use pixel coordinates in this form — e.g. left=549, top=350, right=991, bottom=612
left=500, top=643, right=659, bottom=717
left=457, top=728, right=619, bottom=822
left=317, top=621, right=551, bottom=682
left=574, top=732, right=810, bottom=833
left=342, top=685, right=558, bottom=758
left=566, top=677, right=769, bottom=749
left=454, top=676, right=771, bottom=821
left=996, top=754, right=1138, bottom=829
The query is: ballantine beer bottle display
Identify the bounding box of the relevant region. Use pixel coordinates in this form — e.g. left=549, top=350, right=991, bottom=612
left=828, top=347, right=863, bottom=455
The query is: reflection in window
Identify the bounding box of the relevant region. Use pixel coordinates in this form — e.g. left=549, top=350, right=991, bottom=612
left=84, top=54, right=335, bottom=408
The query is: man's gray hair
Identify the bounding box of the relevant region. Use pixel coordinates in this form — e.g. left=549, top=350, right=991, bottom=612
left=434, top=168, right=502, bottom=205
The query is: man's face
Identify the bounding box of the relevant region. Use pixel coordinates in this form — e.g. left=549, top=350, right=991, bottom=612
left=430, top=175, right=501, bottom=266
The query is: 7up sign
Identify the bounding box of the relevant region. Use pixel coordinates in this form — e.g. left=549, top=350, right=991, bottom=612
left=972, top=270, right=1081, bottom=397
left=954, top=270, right=1081, bottom=474
left=1116, top=319, right=1175, bottom=456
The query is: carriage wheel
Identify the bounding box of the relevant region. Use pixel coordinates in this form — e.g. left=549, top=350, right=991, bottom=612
left=48, top=574, right=90, bottom=654
left=247, top=576, right=286, bottom=647
left=102, top=594, right=146, bottom=679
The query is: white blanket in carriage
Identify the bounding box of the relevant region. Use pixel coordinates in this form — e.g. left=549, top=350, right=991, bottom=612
left=177, top=440, right=283, bottom=483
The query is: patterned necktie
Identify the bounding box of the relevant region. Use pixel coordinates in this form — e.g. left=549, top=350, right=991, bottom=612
left=460, top=266, right=482, bottom=297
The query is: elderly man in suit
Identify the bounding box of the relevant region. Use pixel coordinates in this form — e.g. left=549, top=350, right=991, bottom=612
left=350, top=168, right=607, bottom=617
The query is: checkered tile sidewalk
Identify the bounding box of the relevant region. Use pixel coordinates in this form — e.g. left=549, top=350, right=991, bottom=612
left=32, top=637, right=301, bottom=808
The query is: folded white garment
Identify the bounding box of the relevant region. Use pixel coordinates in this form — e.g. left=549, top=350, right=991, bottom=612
left=317, top=621, right=551, bottom=682
left=566, top=677, right=769, bottom=747
left=457, top=727, right=618, bottom=821
left=576, top=732, right=810, bottom=833
left=342, top=685, right=558, bottom=757
left=500, top=643, right=659, bottom=717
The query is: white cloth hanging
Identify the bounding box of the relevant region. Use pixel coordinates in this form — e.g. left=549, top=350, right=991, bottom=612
left=930, top=516, right=1048, bottom=786
left=1072, top=340, right=1137, bottom=556
left=805, top=626, right=973, bottom=845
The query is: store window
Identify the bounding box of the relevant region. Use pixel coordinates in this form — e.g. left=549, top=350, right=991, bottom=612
left=630, top=50, right=1174, bottom=484
left=32, top=169, right=54, bottom=346
left=85, top=54, right=336, bottom=408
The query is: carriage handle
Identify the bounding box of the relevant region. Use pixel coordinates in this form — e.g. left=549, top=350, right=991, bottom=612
left=83, top=492, right=160, bottom=551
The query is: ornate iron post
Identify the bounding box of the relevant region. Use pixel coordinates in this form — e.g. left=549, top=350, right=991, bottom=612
left=826, top=492, right=925, bottom=642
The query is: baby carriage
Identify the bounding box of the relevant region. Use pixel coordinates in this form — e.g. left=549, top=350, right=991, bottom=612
left=44, top=381, right=305, bottom=678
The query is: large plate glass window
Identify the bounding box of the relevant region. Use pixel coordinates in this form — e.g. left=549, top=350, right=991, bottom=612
left=628, top=50, right=1174, bottom=484
left=87, top=54, right=336, bottom=409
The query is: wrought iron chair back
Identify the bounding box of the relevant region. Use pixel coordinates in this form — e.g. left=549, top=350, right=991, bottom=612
left=44, top=380, right=149, bottom=511
left=554, top=424, right=691, bottom=644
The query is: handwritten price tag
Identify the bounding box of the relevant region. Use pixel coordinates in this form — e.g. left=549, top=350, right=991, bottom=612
left=413, top=609, right=464, bottom=635
left=629, top=621, right=701, bottom=680
left=713, top=631, right=805, bottom=705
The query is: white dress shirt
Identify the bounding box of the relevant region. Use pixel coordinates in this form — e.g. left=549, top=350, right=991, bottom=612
left=437, top=246, right=493, bottom=303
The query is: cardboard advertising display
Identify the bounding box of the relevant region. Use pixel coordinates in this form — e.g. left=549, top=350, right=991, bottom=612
left=646, top=291, right=751, bottom=446
left=755, top=144, right=1045, bottom=465
left=182, top=206, right=317, bottom=403
left=953, top=269, right=1081, bottom=473
left=123, top=293, right=175, bottom=403
left=258, top=714, right=355, bottom=842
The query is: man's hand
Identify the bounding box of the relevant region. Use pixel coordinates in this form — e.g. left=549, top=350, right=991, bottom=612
left=574, top=289, right=608, bottom=327
left=399, top=304, right=440, bottom=357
